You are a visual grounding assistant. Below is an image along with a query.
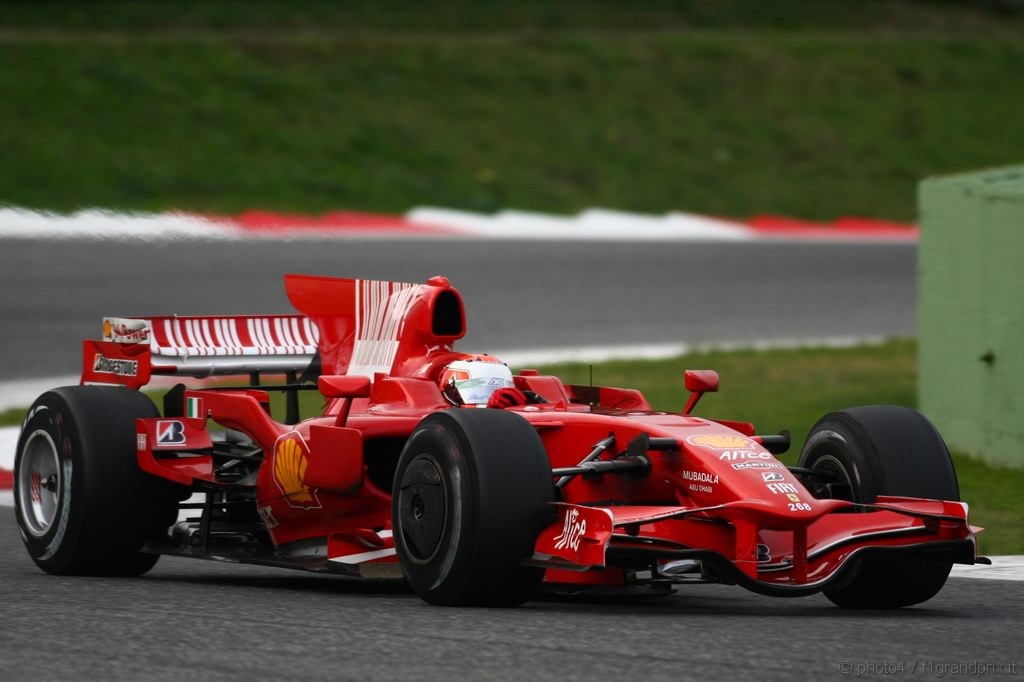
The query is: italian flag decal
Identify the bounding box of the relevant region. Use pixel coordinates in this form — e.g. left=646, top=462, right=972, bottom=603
left=186, top=396, right=203, bottom=419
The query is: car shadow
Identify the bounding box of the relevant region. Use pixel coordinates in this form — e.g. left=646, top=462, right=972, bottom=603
left=140, top=567, right=962, bottom=619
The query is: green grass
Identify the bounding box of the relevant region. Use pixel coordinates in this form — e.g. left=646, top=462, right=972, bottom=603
left=4, top=341, right=1021, bottom=554
left=946, top=453, right=1024, bottom=558
left=0, top=408, right=24, bottom=427
left=2, top=1, right=1021, bottom=34
left=534, top=340, right=919, bottom=457
left=0, top=3, right=1022, bottom=221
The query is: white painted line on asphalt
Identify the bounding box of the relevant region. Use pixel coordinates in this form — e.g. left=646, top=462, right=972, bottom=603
left=0, top=490, right=11, bottom=507
left=950, top=557, right=1024, bottom=582
left=496, top=335, right=890, bottom=368
left=498, top=342, right=695, bottom=367
left=0, top=375, right=80, bottom=412
left=1, top=425, right=17, bottom=471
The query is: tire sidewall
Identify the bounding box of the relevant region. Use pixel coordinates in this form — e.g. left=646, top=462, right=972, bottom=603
left=14, top=386, right=175, bottom=576
left=14, top=393, right=88, bottom=573
left=392, top=409, right=555, bottom=606
left=799, top=418, right=883, bottom=503
left=799, top=406, right=959, bottom=608
left=393, top=417, right=480, bottom=602
left=799, top=407, right=959, bottom=504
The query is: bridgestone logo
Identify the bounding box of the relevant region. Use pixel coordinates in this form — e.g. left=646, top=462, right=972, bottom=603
left=93, top=354, right=138, bottom=377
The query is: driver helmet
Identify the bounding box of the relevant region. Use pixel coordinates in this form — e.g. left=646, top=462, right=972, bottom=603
left=439, top=355, right=515, bottom=407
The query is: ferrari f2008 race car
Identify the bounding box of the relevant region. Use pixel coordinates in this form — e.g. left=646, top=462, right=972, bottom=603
left=14, top=275, right=985, bottom=607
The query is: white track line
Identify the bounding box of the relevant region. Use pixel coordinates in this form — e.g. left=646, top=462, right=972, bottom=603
left=949, top=557, right=1024, bottom=581
left=0, top=375, right=80, bottom=412
left=1, top=426, right=17, bottom=471
left=494, top=336, right=890, bottom=368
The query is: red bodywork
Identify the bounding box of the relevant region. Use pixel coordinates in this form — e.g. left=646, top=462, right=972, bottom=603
left=87, top=274, right=980, bottom=594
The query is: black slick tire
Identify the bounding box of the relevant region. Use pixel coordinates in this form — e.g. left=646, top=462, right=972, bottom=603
left=392, top=409, right=555, bottom=607
left=14, top=386, right=183, bottom=576
left=799, top=405, right=959, bottom=609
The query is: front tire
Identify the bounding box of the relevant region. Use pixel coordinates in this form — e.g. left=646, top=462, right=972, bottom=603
left=14, top=386, right=182, bottom=576
left=799, top=406, right=959, bottom=609
left=392, top=409, right=555, bottom=606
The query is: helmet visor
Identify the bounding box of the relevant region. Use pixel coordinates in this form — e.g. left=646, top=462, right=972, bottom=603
left=451, top=376, right=515, bottom=405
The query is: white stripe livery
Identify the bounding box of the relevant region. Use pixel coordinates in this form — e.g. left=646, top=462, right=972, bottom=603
left=119, top=315, right=320, bottom=377
left=347, top=280, right=418, bottom=379
left=327, top=547, right=397, bottom=565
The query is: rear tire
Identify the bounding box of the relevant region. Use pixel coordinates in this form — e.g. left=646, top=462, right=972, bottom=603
left=14, top=387, right=183, bottom=576
left=799, top=406, right=958, bottom=609
left=392, top=409, right=555, bottom=606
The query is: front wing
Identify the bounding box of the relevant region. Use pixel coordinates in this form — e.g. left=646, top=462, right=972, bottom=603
left=530, top=496, right=982, bottom=596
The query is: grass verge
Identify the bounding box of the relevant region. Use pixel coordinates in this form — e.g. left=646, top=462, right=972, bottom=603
left=0, top=5, right=1022, bottom=220
left=2, top=1, right=1022, bottom=34
left=0, top=408, right=24, bottom=428
left=2, top=340, right=1021, bottom=553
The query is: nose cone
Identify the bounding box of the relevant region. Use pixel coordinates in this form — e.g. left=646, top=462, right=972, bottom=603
left=679, top=432, right=816, bottom=517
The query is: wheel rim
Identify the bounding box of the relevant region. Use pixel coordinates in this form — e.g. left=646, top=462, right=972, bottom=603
left=18, top=430, right=63, bottom=537
left=397, top=454, right=448, bottom=566
left=808, top=453, right=856, bottom=502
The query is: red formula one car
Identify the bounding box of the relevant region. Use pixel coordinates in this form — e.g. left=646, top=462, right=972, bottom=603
left=14, top=275, right=985, bottom=607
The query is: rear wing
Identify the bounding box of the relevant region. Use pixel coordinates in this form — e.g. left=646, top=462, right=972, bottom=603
left=83, top=314, right=320, bottom=388
left=81, top=274, right=467, bottom=390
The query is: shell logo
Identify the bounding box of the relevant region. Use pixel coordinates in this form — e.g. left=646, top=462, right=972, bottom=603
left=273, top=435, right=321, bottom=509
left=687, top=434, right=757, bottom=450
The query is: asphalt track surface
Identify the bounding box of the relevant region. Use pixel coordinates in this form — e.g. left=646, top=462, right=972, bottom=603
left=0, top=514, right=1019, bottom=682
left=3, top=239, right=1021, bottom=681
left=0, top=238, right=915, bottom=381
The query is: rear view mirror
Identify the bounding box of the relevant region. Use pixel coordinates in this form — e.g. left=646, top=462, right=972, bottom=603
left=318, top=375, right=372, bottom=400
left=683, top=370, right=719, bottom=415
left=685, top=370, right=719, bottom=394
left=318, top=375, right=372, bottom=427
